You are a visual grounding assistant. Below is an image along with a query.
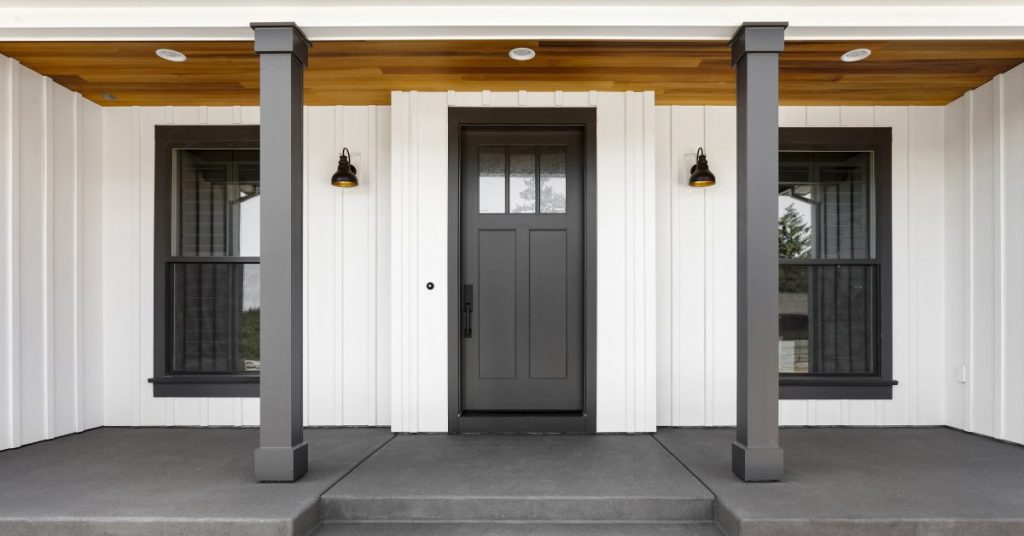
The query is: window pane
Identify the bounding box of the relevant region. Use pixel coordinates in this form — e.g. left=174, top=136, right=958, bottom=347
left=479, top=146, right=506, bottom=214
left=779, top=152, right=872, bottom=260
left=509, top=146, right=537, bottom=214
left=540, top=146, right=567, bottom=214
left=779, top=265, right=877, bottom=374
left=172, top=149, right=260, bottom=257
left=170, top=263, right=260, bottom=374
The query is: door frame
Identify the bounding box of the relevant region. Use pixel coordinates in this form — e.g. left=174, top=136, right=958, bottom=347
left=447, top=107, right=597, bottom=433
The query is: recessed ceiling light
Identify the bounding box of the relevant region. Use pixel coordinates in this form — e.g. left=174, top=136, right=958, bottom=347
left=509, top=47, right=536, bottom=61
left=100, top=92, right=117, bottom=102
left=155, top=48, right=187, bottom=62
left=841, top=48, right=871, bottom=63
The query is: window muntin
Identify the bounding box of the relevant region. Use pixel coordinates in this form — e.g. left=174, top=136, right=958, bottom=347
left=166, top=148, right=260, bottom=375
left=778, top=150, right=880, bottom=377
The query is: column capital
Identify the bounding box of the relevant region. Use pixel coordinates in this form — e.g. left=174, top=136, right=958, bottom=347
left=251, top=22, right=312, bottom=67
left=729, top=22, right=788, bottom=66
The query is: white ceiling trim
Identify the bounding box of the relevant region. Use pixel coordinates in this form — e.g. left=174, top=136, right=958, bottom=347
left=1, top=5, right=1024, bottom=41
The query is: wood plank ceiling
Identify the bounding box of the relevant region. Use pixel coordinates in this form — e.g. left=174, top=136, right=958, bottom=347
left=2, top=39, right=1023, bottom=106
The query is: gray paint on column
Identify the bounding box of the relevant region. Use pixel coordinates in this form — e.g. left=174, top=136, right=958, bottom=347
left=729, top=21, right=787, bottom=482
left=251, top=21, right=311, bottom=482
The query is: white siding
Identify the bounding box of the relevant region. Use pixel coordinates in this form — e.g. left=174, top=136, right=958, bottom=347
left=390, top=91, right=659, bottom=433
left=944, top=62, right=1024, bottom=445
left=0, top=55, right=104, bottom=450
left=100, top=105, right=391, bottom=428
left=655, top=105, right=948, bottom=427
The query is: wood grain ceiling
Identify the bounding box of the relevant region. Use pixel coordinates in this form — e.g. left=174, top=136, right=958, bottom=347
left=2, top=39, right=1023, bottom=106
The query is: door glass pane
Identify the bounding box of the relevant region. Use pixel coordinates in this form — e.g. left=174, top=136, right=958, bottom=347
left=479, top=146, right=506, bottom=214
left=540, top=146, right=567, bottom=214
left=509, top=146, right=536, bottom=214
left=170, top=262, right=260, bottom=374
left=778, top=151, right=873, bottom=260
left=779, top=265, right=877, bottom=374
left=172, top=149, right=260, bottom=257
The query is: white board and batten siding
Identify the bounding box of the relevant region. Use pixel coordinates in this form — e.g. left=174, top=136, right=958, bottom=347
left=0, top=55, right=104, bottom=450
left=389, top=90, right=659, bottom=433
left=654, top=104, right=948, bottom=428
left=100, top=104, right=392, bottom=428
left=944, top=62, right=1024, bottom=445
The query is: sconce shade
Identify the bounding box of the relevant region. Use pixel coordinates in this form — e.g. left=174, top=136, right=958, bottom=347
left=331, top=148, right=358, bottom=188
left=688, top=147, right=716, bottom=187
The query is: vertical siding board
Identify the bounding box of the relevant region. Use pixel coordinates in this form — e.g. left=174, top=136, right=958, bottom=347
left=0, top=56, right=15, bottom=449
left=705, top=106, right=737, bottom=426
left=50, top=83, right=79, bottom=437
left=966, top=85, right=998, bottom=436
left=79, top=99, right=104, bottom=431
left=16, top=66, right=48, bottom=444
left=595, top=92, right=627, bottom=432
left=909, top=106, right=947, bottom=425
left=376, top=105, right=392, bottom=426
left=999, top=66, right=1024, bottom=444
left=306, top=106, right=337, bottom=426
left=654, top=107, right=672, bottom=426
left=944, top=96, right=969, bottom=431
left=341, top=106, right=373, bottom=424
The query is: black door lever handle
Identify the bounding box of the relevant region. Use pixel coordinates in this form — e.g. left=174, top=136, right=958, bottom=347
left=462, top=284, right=473, bottom=338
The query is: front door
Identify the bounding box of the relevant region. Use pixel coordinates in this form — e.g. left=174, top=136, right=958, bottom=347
left=459, top=126, right=586, bottom=428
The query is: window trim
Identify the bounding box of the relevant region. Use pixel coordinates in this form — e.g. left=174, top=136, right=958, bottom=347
left=778, top=127, right=896, bottom=400
left=151, top=125, right=261, bottom=398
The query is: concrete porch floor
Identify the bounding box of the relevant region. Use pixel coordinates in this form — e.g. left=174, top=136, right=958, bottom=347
left=0, top=427, right=1021, bottom=536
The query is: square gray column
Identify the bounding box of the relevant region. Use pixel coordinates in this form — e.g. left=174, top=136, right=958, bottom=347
left=730, top=22, right=787, bottom=482
left=251, top=22, right=311, bottom=483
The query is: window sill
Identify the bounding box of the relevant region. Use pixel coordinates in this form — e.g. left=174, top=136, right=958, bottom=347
left=780, top=377, right=897, bottom=400
left=149, top=375, right=259, bottom=398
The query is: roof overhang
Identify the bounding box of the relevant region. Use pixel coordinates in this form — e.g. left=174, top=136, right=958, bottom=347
left=2, top=2, right=1024, bottom=41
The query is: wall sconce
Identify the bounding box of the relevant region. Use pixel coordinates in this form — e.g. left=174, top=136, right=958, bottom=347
left=688, top=147, right=716, bottom=187
left=331, top=148, right=358, bottom=188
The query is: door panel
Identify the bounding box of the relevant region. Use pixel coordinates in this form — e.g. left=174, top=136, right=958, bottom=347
left=460, top=127, right=584, bottom=413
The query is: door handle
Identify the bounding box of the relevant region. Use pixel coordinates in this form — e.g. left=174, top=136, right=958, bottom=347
left=462, top=284, right=473, bottom=338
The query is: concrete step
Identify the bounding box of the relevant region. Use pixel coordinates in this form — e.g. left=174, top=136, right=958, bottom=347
left=320, top=495, right=715, bottom=522
left=314, top=521, right=725, bottom=536
left=320, top=434, right=716, bottom=522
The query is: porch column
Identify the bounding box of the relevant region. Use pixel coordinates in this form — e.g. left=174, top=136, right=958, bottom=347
left=730, top=22, right=786, bottom=482
left=252, top=22, right=311, bottom=482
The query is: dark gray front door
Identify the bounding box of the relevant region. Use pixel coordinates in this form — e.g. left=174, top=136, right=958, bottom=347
left=460, top=127, right=584, bottom=414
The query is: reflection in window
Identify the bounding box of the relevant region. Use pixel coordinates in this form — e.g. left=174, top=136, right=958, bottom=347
left=173, top=149, right=260, bottom=257
left=171, top=263, right=260, bottom=373
left=479, top=146, right=506, bottom=214
left=778, top=151, right=878, bottom=376
left=168, top=148, right=260, bottom=376
left=540, top=146, right=567, bottom=214
left=509, top=146, right=537, bottom=214
left=779, top=265, right=876, bottom=374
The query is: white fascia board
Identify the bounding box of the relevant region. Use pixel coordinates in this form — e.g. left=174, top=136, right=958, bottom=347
left=0, top=5, right=1023, bottom=41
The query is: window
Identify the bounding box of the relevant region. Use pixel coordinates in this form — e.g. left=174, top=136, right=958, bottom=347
left=478, top=145, right=567, bottom=215
left=152, top=126, right=261, bottom=397
left=778, top=128, right=895, bottom=400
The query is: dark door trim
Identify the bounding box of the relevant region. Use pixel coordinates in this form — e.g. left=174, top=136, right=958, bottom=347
left=447, top=107, right=597, bottom=433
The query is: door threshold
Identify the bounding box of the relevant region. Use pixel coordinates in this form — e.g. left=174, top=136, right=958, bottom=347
left=455, top=412, right=588, bottom=434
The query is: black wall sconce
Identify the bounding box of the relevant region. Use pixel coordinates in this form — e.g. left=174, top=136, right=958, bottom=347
left=331, top=148, right=358, bottom=188
left=688, top=147, right=716, bottom=187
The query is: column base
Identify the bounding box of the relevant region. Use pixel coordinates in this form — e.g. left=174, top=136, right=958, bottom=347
left=732, top=440, right=783, bottom=482
left=255, top=442, right=309, bottom=482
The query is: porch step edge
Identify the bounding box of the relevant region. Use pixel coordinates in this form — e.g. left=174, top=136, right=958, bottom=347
left=320, top=496, right=715, bottom=522
left=314, top=520, right=725, bottom=536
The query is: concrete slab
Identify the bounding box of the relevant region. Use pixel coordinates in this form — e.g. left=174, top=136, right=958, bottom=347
left=0, top=427, right=394, bottom=536
left=322, top=434, right=714, bottom=522
left=655, top=427, right=1024, bottom=536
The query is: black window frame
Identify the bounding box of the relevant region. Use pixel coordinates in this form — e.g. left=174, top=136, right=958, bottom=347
left=151, top=125, right=261, bottom=398
left=778, top=127, right=896, bottom=400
